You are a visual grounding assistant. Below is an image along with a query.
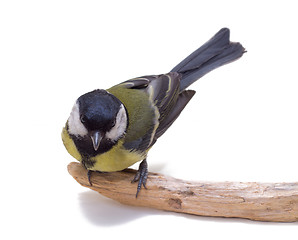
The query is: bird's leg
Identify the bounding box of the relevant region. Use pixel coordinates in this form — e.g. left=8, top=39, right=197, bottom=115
left=82, top=158, right=95, bottom=186
left=87, top=170, right=93, bottom=186
left=131, top=159, right=148, bottom=198
left=87, top=170, right=104, bottom=186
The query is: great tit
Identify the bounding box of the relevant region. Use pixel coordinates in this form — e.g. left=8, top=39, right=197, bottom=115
left=62, top=28, right=245, bottom=197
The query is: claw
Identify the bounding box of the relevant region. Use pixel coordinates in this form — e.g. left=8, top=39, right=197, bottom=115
left=132, top=159, right=148, bottom=198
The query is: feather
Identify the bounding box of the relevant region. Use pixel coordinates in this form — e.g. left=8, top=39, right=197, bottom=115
left=171, top=28, right=245, bottom=90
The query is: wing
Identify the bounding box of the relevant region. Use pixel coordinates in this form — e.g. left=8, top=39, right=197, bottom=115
left=108, top=72, right=195, bottom=152
left=153, top=89, right=195, bottom=141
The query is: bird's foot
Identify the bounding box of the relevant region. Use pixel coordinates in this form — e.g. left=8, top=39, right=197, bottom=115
left=87, top=170, right=93, bottom=186
left=87, top=170, right=104, bottom=186
left=131, top=159, right=148, bottom=198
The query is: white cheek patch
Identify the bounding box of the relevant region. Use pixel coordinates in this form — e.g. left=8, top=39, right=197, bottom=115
left=68, top=101, right=88, bottom=136
left=105, top=104, right=127, bottom=142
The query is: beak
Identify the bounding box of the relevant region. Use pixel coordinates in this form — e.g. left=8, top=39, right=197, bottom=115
left=90, top=131, right=103, bottom=151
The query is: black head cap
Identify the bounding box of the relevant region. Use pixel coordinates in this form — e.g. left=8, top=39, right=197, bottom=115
left=78, top=89, right=122, bottom=132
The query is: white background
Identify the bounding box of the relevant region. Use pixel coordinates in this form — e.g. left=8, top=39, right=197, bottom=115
left=1, top=0, right=298, bottom=239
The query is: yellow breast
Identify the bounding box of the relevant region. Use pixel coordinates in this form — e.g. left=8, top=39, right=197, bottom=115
left=62, top=126, right=82, bottom=161
left=90, top=140, right=146, bottom=172
left=62, top=126, right=145, bottom=172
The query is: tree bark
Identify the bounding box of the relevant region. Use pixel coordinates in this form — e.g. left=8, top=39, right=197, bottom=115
left=68, top=162, right=298, bottom=222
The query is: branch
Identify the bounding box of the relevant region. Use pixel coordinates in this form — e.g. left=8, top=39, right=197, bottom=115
left=68, top=162, right=298, bottom=222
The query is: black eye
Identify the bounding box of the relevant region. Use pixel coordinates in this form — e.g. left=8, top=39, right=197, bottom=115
left=80, top=115, right=86, bottom=123
left=111, top=120, right=116, bottom=127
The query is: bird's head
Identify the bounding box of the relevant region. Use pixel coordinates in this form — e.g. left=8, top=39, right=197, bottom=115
left=67, top=89, right=128, bottom=154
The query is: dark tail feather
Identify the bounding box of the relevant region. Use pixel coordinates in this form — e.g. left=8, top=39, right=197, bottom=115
left=171, top=28, right=245, bottom=91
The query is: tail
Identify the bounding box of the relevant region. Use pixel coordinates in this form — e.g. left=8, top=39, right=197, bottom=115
left=171, top=28, right=245, bottom=91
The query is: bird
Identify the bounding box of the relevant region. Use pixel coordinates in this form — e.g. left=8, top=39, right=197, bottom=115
left=62, top=28, right=245, bottom=197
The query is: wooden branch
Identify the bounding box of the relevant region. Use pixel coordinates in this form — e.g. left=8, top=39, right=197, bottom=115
left=68, top=162, right=298, bottom=222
